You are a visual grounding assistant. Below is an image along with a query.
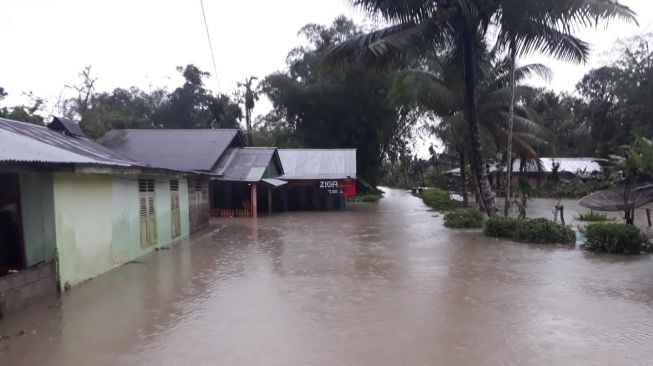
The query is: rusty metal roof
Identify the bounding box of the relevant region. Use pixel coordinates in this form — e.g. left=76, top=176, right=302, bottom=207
left=278, top=149, right=357, bottom=180
left=214, top=147, right=283, bottom=182
left=0, top=118, right=139, bottom=166
left=100, top=129, right=244, bottom=172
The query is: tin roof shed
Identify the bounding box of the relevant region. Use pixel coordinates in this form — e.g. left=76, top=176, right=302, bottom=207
left=214, top=147, right=283, bottom=182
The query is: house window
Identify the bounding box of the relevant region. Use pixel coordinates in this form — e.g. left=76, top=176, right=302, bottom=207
left=194, top=179, right=202, bottom=192
left=139, top=179, right=157, bottom=247
left=170, top=179, right=181, bottom=238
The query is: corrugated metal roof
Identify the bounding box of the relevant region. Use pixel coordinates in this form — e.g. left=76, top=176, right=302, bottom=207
left=278, top=149, right=357, bottom=180
left=100, top=129, right=243, bottom=171
left=215, top=147, right=281, bottom=182
left=445, top=157, right=603, bottom=178
left=514, top=158, right=602, bottom=176
left=0, top=118, right=139, bottom=166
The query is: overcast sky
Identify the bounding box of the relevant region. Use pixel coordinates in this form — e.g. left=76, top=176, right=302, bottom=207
left=1, top=0, right=651, bottom=151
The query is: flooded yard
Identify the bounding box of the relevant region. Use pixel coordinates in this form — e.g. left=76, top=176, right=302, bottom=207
left=1, top=188, right=652, bottom=365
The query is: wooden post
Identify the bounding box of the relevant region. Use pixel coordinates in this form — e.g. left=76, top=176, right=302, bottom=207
left=251, top=183, right=257, bottom=218
left=647, top=208, right=652, bottom=227
left=267, top=186, right=272, bottom=215
left=283, top=187, right=288, bottom=212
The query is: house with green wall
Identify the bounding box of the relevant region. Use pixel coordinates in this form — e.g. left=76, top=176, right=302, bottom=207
left=0, top=117, right=193, bottom=315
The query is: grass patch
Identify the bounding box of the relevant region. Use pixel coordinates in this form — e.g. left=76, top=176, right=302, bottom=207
left=575, top=211, right=613, bottom=222
left=444, top=210, right=484, bottom=228
left=418, top=188, right=462, bottom=211
left=582, top=223, right=645, bottom=254
left=484, top=216, right=574, bottom=245
left=347, top=194, right=382, bottom=203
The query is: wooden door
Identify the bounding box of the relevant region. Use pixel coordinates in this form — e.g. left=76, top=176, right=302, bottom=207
left=139, top=179, right=157, bottom=247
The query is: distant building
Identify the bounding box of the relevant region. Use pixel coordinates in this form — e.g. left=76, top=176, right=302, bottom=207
left=0, top=117, right=193, bottom=314
left=445, top=157, right=603, bottom=189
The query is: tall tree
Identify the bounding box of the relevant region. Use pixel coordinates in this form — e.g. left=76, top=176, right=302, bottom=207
left=238, top=77, right=258, bottom=145
left=261, top=16, right=405, bottom=186
left=323, top=0, right=636, bottom=215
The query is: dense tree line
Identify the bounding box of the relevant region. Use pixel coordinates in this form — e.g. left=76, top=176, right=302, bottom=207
left=0, top=65, right=242, bottom=139
left=2, top=4, right=652, bottom=194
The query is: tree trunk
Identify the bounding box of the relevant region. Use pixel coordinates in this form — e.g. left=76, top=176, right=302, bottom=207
left=245, top=107, right=253, bottom=146
left=504, top=45, right=517, bottom=217
left=461, top=23, right=496, bottom=216
left=459, top=148, right=469, bottom=208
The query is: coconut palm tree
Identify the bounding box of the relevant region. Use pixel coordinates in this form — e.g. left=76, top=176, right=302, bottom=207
left=238, top=76, right=258, bottom=145
left=322, top=0, right=636, bottom=215
left=496, top=1, right=637, bottom=216
left=394, top=48, right=550, bottom=207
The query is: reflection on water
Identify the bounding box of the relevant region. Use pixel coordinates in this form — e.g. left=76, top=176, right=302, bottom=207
left=1, top=189, right=652, bottom=365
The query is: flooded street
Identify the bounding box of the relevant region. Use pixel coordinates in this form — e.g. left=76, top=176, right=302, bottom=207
left=1, top=188, right=653, bottom=365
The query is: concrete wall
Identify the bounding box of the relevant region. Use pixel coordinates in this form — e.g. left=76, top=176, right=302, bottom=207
left=0, top=262, right=57, bottom=317
left=18, top=172, right=57, bottom=267
left=53, top=173, right=190, bottom=289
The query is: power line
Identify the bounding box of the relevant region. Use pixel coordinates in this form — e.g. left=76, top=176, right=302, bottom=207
left=199, top=0, right=221, bottom=93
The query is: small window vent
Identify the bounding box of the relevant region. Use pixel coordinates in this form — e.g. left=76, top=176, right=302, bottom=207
left=139, top=179, right=155, bottom=192
left=170, top=179, right=179, bottom=191
left=194, top=180, right=203, bottom=192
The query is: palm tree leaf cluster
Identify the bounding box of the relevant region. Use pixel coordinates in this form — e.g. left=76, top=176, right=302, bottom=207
left=322, top=0, right=636, bottom=215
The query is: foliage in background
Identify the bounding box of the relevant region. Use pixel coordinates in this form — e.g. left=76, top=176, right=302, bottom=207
left=531, top=177, right=614, bottom=199
left=444, top=210, right=484, bottom=229
left=575, top=211, right=613, bottom=222
left=582, top=223, right=645, bottom=254
left=418, top=188, right=463, bottom=211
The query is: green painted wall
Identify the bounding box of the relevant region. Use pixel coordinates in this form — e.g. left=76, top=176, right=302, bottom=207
left=53, top=173, right=190, bottom=289
left=19, top=172, right=56, bottom=266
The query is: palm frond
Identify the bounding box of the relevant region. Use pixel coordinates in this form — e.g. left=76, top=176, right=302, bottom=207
left=321, top=21, right=449, bottom=69
left=390, top=69, right=458, bottom=113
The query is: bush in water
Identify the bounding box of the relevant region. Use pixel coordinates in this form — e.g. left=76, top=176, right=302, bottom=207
left=512, top=218, right=575, bottom=244
left=419, top=188, right=462, bottom=211
left=575, top=211, right=613, bottom=222
left=485, top=217, right=574, bottom=244
left=484, top=216, right=520, bottom=238
left=582, top=223, right=645, bottom=254
left=444, top=210, right=484, bottom=228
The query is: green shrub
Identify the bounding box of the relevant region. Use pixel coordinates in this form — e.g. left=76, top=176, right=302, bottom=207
left=444, top=210, right=484, bottom=228
left=575, top=211, right=613, bottom=222
left=485, top=216, right=574, bottom=244
left=583, top=223, right=645, bottom=254
left=419, top=188, right=462, bottom=211
left=484, top=216, right=520, bottom=238
left=512, top=218, right=575, bottom=244
left=348, top=194, right=382, bottom=203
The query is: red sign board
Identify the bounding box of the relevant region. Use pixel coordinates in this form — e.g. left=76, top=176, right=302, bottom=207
left=340, top=179, right=356, bottom=197
left=317, top=179, right=356, bottom=197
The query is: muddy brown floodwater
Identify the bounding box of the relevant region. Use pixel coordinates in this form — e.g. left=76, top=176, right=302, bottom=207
left=1, top=188, right=653, bottom=365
